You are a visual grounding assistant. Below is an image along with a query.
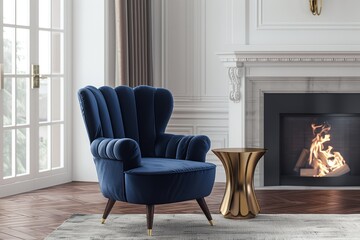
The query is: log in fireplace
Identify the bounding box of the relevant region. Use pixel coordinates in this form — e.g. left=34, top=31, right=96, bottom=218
left=264, top=93, right=360, bottom=186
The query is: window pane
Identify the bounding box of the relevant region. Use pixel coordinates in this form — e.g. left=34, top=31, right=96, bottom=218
left=3, top=130, right=13, bottom=178
left=16, top=78, right=29, bottom=124
left=3, top=27, right=15, bottom=74
left=3, top=0, right=15, bottom=24
left=16, top=28, right=30, bottom=74
left=39, top=126, right=50, bottom=171
left=16, top=0, right=30, bottom=26
left=3, top=77, right=14, bottom=126
left=51, top=32, right=63, bottom=74
left=51, top=124, right=63, bottom=169
left=39, top=78, right=49, bottom=122
left=52, top=0, right=64, bottom=29
left=16, top=128, right=29, bottom=175
left=51, top=78, right=63, bottom=121
left=39, top=0, right=51, bottom=28
left=39, top=31, right=51, bottom=74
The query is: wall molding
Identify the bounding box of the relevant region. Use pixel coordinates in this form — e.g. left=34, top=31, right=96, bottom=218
left=218, top=50, right=360, bottom=65
left=221, top=57, right=360, bottom=63
left=173, top=96, right=228, bottom=102
left=166, top=123, right=228, bottom=182
left=166, top=124, right=194, bottom=135
left=171, top=98, right=228, bottom=119
left=256, top=0, right=360, bottom=30
left=226, top=0, right=248, bottom=45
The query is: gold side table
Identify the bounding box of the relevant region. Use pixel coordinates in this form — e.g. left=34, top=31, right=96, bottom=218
left=212, top=148, right=267, bottom=219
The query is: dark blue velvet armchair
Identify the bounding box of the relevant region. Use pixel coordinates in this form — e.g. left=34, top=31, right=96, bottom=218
left=78, top=85, right=216, bottom=235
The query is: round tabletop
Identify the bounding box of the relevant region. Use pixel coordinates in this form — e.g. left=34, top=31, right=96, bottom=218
left=212, top=148, right=267, bottom=153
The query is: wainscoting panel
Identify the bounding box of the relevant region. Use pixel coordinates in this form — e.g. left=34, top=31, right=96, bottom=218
left=167, top=99, right=228, bottom=182
left=257, top=0, right=360, bottom=30
left=167, top=119, right=228, bottom=183
left=249, top=0, right=360, bottom=45
left=197, top=125, right=228, bottom=183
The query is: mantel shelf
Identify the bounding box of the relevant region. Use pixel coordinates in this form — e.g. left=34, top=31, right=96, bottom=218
left=217, top=50, right=360, bottom=65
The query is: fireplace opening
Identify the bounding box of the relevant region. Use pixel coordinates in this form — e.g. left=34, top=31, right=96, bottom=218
left=281, top=114, right=360, bottom=181
left=264, top=93, right=360, bottom=186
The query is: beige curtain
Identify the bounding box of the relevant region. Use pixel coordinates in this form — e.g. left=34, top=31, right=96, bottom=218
left=115, top=0, right=153, bottom=87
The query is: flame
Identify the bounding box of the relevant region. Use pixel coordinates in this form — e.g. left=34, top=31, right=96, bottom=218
left=308, top=123, right=347, bottom=177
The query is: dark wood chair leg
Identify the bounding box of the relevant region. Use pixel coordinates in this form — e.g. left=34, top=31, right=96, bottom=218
left=146, top=205, right=155, bottom=236
left=101, top=199, right=116, bottom=224
left=196, top=198, right=214, bottom=226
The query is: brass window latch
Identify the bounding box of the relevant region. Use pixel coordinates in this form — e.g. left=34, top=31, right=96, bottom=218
left=31, top=64, right=47, bottom=89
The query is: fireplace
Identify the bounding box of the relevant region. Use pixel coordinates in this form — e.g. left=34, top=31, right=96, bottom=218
left=218, top=50, right=360, bottom=186
left=264, top=93, right=360, bottom=186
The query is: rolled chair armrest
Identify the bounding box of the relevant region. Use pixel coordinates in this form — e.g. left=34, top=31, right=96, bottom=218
left=91, top=137, right=141, bottom=170
left=155, top=134, right=211, bottom=162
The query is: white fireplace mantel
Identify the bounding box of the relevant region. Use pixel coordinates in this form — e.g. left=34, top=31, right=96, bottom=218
left=218, top=48, right=360, bottom=148
left=218, top=48, right=360, bottom=186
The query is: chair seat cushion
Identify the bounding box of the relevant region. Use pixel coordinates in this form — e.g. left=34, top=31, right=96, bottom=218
left=124, top=158, right=216, bottom=204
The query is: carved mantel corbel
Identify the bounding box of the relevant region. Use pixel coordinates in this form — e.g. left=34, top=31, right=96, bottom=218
left=227, top=67, right=243, bottom=103
left=217, top=53, right=246, bottom=103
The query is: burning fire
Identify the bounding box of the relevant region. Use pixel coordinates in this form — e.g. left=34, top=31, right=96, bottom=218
left=308, top=123, right=349, bottom=177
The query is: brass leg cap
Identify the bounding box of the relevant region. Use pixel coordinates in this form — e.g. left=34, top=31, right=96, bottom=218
left=147, top=229, right=152, bottom=236
left=209, top=220, right=214, bottom=226
left=101, top=218, right=106, bottom=224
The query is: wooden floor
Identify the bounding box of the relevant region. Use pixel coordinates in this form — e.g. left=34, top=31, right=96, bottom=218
left=0, top=182, right=360, bottom=239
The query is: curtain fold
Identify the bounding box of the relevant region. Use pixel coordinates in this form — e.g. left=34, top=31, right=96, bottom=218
left=115, top=0, right=153, bottom=87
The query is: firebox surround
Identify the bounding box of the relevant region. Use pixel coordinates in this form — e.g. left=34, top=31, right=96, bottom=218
left=218, top=48, right=360, bottom=187
left=264, top=93, right=360, bottom=186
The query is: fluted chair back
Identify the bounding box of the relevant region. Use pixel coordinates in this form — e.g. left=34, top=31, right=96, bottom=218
left=78, top=85, right=172, bottom=156
left=79, top=85, right=209, bottom=161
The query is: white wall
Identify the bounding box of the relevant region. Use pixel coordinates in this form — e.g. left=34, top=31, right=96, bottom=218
left=72, top=0, right=360, bottom=182
left=222, top=0, right=360, bottom=48
left=71, top=0, right=231, bottom=182
left=160, top=0, right=360, bottom=183
left=249, top=0, right=360, bottom=45
left=72, top=0, right=105, bottom=181
left=156, top=0, right=230, bottom=182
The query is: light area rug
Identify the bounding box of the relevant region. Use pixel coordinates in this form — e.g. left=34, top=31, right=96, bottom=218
left=45, top=214, right=360, bottom=240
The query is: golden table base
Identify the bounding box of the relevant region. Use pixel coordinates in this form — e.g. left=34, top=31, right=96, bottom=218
left=212, top=148, right=267, bottom=219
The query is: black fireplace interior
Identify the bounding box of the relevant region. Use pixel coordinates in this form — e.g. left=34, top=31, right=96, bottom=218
left=264, top=93, right=360, bottom=186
